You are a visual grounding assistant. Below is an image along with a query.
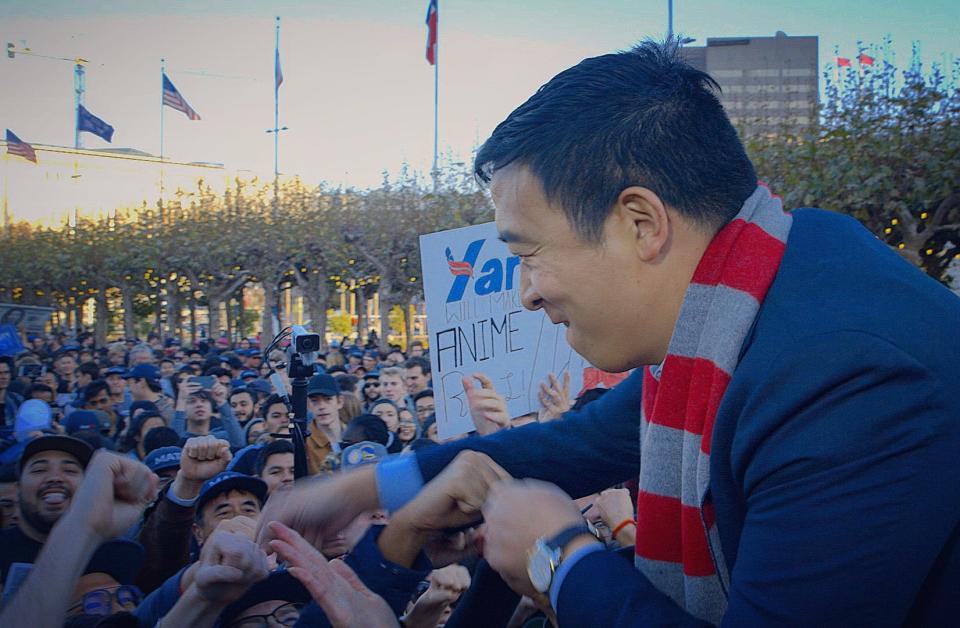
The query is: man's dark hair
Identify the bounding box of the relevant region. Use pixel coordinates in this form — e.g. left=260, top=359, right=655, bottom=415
left=263, top=394, right=287, bottom=413
left=82, top=379, right=110, bottom=404
left=343, top=414, right=389, bottom=447
left=230, top=388, right=256, bottom=404
left=78, top=362, right=101, bottom=379
left=474, top=38, right=757, bottom=239
left=413, top=389, right=435, bottom=402
left=25, top=382, right=54, bottom=399
left=255, top=439, right=294, bottom=476
left=404, top=356, right=431, bottom=376
left=142, top=426, right=180, bottom=455
left=135, top=376, right=162, bottom=394
left=335, top=374, right=359, bottom=394
left=326, top=365, right=346, bottom=376
left=204, top=366, right=232, bottom=379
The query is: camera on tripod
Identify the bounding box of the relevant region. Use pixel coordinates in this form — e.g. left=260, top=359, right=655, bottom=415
left=290, top=325, right=321, bottom=366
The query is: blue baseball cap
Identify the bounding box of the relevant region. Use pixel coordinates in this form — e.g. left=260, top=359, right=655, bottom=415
left=104, top=366, right=127, bottom=376
left=240, top=370, right=258, bottom=379
left=123, top=364, right=160, bottom=383
left=143, top=446, right=182, bottom=473
left=196, top=471, right=268, bottom=513
left=306, top=373, right=339, bottom=397
left=64, top=410, right=101, bottom=435
left=363, top=349, right=379, bottom=359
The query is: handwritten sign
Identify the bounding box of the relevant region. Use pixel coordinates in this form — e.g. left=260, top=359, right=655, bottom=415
left=420, top=222, right=587, bottom=439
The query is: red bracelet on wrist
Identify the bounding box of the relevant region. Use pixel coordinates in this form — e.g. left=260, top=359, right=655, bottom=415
left=612, top=518, right=636, bottom=538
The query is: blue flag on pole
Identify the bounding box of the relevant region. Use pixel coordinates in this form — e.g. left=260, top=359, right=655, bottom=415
left=77, top=104, right=114, bottom=142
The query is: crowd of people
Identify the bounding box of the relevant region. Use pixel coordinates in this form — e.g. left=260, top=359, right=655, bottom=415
left=0, top=330, right=629, bottom=627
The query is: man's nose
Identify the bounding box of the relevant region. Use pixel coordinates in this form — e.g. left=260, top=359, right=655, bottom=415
left=519, top=268, right=543, bottom=312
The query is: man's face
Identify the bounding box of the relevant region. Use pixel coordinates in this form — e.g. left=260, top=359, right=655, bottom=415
left=308, top=394, right=343, bottom=428
left=159, top=361, right=175, bottom=378
left=54, top=355, right=77, bottom=377
left=380, top=376, right=405, bottom=403
left=0, top=362, right=10, bottom=391
left=372, top=403, right=399, bottom=432
left=85, top=389, right=111, bottom=412
left=415, top=396, right=435, bottom=423
left=363, top=379, right=381, bottom=402
left=387, top=352, right=404, bottom=366
left=361, top=356, right=377, bottom=371
left=108, top=351, right=125, bottom=366
left=68, top=573, right=138, bottom=617
left=404, top=366, right=428, bottom=395
left=260, top=452, right=295, bottom=494
left=195, top=489, right=262, bottom=544
left=264, top=403, right=289, bottom=435
left=230, top=392, right=255, bottom=423
left=186, top=395, right=213, bottom=422
left=492, top=165, right=655, bottom=372
left=131, top=352, right=154, bottom=366
left=19, top=450, right=83, bottom=534
left=105, top=374, right=126, bottom=396
left=409, top=344, right=424, bottom=358
left=0, top=481, right=19, bottom=528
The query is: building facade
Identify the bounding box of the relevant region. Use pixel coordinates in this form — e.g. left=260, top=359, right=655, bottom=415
left=681, top=32, right=819, bottom=136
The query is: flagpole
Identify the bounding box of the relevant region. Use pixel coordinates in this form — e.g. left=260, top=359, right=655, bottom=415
left=432, top=0, right=439, bottom=191
left=159, top=58, right=165, bottom=203
left=274, top=16, right=280, bottom=210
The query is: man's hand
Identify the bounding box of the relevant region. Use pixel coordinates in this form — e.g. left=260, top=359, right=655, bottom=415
left=65, top=450, right=159, bottom=542
left=194, top=523, right=269, bottom=604
left=592, top=488, right=634, bottom=529
left=377, top=451, right=510, bottom=568
left=180, top=435, right=232, bottom=483
left=463, top=374, right=511, bottom=435
left=269, top=521, right=398, bottom=628
left=537, top=372, right=572, bottom=422
left=482, top=479, right=596, bottom=598
left=256, top=465, right=380, bottom=553
left=210, top=381, right=228, bottom=407
left=421, top=564, right=471, bottom=607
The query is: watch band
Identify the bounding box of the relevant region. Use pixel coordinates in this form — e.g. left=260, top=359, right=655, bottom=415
left=546, top=523, right=595, bottom=554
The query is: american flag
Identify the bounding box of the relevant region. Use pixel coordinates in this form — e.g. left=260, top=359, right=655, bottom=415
left=5, top=129, right=37, bottom=163
left=425, top=0, right=438, bottom=65
left=162, top=72, right=201, bottom=120
left=445, top=247, right=473, bottom=277
left=275, top=48, right=283, bottom=91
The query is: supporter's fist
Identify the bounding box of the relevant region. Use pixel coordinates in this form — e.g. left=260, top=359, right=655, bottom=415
left=67, top=450, right=159, bottom=541
left=210, top=381, right=228, bottom=406
left=180, top=435, right=232, bottom=483
left=195, top=525, right=269, bottom=604
left=463, top=374, right=511, bottom=436
left=421, top=564, right=471, bottom=605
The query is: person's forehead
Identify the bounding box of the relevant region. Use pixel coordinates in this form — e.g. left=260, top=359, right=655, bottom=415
left=266, top=452, right=294, bottom=466
left=207, top=488, right=259, bottom=509
left=491, top=165, right=564, bottom=243
left=240, top=600, right=290, bottom=618
left=26, top=449, right=81, bottom=468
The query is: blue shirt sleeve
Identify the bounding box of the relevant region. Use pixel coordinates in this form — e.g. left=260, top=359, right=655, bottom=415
left=549, top=543, right=605, bottom=610
left=375, top=454, right=426, bottom=514
left=133, top=565, right=187, bottom=627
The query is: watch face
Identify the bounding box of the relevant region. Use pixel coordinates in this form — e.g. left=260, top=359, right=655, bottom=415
left=527, top=539, right=555, bottom=594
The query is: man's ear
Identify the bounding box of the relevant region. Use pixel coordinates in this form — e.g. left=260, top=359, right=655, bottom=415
left=615, top=186, right=671, bottom=262
left=193, top=521, right=205, bottom=546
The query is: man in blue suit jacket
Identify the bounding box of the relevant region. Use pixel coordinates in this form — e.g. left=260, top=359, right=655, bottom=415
left=261, top=40, right=960, bottom=626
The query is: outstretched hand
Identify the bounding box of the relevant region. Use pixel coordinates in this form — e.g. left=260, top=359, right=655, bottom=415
left=269, top=521, right=398, bottom=628
left=463, top=373, right=511, bottom=435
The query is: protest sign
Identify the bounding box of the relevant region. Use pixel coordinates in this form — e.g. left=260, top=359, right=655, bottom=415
left=420, top=222, right=588, bottom=438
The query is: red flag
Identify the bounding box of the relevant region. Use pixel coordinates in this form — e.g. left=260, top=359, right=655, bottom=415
left=836, top=57, right=852, bottom=67
left=425, top=0, right=438, bottom=65
left=858, top=53, right=875, bottom=66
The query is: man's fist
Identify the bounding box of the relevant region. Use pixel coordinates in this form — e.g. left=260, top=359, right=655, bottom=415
left=194, top=524, right=269, bottom=604
left=67, top=450, right=159, bottom=542
left=180, top=435, right=232, bottom=483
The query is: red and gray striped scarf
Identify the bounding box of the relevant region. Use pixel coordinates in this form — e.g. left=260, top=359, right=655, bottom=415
left=635, top=185, right=792, bottom=625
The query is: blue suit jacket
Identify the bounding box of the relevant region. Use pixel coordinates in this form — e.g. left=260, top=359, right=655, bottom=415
left=408, top=209, right=960, bottom=626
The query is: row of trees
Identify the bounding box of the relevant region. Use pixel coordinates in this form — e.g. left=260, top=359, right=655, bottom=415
left=1, top=44, right=957, bottom=348
left=0, top=166, right=493, bottom=348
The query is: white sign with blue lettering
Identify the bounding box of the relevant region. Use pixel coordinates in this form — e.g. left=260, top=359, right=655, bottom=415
left=420, top=222, right=587, bottom=439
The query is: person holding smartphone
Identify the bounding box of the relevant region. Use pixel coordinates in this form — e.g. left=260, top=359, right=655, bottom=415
left=171, top=379, right=244, bottom=448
